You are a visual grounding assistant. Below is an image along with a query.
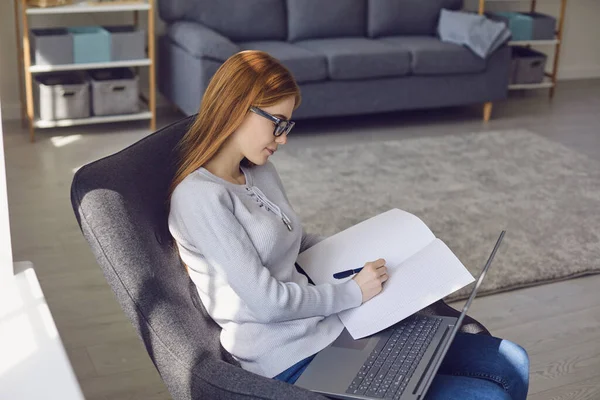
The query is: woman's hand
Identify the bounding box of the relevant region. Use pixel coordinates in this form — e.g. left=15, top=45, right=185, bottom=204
left=352, top=258, right=388, bottom=304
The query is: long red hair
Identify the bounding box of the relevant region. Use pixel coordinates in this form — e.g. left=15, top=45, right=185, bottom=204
left=168, top=50, right=302, bottom=201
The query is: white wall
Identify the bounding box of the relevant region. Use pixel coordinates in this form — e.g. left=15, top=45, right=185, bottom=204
left=0, top=96, right=14, bottom=283
left=0, top=1, right=24, bottom=122
left=1, top=0, right=599, bottom=120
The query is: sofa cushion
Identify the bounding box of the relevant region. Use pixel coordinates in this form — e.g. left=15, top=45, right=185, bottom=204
left=158, top=0, right=286, bottom=41
left=379, top=36, right=486, bottom=75
left=167, top=22, right=240, bottom=61
left=368, top=0, right=463, bottom=37
left=286, top=0, right=367, bottom=41
left=237, top=41, right=328, bottom=83
left=294, top=38, right=411, bottom=81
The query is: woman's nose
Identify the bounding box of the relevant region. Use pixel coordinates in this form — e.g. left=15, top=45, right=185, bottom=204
left=275, top=134, right=287, bottom=145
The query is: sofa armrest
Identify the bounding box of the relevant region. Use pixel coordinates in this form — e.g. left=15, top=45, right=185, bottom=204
left=189, top=359, right=328, bottom=399
left=485, top=44, right=511, bottom=72
left=167, top=21, right=240, bottom=62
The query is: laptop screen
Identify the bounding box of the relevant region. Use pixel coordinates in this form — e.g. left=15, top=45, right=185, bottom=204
left=414, top=230, right=506, bottom=398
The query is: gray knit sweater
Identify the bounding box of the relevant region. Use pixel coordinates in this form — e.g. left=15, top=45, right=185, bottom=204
left=168, top=161, right=363, bottom=378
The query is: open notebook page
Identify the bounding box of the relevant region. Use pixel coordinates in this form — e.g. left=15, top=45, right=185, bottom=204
left=297, top=208, right=474, bottom=339
left=338, top=238, right=474, bottom=338
left=297, top=209, right=436, bottom=286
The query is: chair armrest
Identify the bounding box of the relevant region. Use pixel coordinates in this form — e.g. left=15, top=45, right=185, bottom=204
left=167, top=21, right=240, bottom=62
left=189, top=359, right=328, bottom=399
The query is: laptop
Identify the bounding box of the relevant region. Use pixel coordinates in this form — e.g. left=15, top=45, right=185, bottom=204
left=295, top=231, right=506, bottom=400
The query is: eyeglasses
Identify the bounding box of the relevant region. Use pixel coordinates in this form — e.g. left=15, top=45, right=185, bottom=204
left=249, top=106, right=295, bottom=137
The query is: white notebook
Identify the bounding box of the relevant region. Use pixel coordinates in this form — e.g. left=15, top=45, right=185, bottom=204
left=296, top=208, right=475, bottom=339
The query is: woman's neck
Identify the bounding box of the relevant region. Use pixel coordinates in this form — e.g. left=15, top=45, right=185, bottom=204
left=204, top=158, right=246, bottom=185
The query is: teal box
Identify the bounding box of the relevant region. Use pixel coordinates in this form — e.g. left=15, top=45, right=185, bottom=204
left=491, top=12, right=556, bottom=41
left=68, top=26, right=111, bottom=63
left=493, top=12, right=528, bottom=41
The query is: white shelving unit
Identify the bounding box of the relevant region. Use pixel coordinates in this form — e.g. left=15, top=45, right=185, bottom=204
left=25, top=0, right=149, bottom=14
left=479, top=0, right=568, bottom=97
left=14, top=0, right=157, bottom=142
left=29, top=58, right=152, bottom=73
left=508, top=39, right=560, bottom=46
left=34, top=108, right=153, bottom=128
left=506, top=76, right=555, bottom=90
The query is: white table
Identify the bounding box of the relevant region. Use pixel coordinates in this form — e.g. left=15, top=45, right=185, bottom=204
left=0, top=261, right=84, bottom=400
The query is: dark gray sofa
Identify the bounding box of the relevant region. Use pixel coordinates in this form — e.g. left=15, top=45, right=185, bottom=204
left=157, top=0, right=510, bottom=121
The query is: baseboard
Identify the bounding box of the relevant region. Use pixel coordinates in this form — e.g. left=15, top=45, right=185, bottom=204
left=558, top=65, right=600, bottom=80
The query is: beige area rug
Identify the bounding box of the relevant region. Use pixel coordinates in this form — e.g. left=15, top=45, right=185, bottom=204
left=273, top=129, right=600, bottom=301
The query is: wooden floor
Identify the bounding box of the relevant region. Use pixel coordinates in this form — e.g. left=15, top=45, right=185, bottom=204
left=3, top=79, right=600, bottom=399
left=448, top=274, right=600, bottom=400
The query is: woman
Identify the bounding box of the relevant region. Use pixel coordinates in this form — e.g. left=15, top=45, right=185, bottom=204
left=168, top=50, right=529, bottom=399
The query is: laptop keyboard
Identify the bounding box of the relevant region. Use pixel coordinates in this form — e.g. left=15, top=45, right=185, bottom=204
left=345, top=315, right=442, bottom=399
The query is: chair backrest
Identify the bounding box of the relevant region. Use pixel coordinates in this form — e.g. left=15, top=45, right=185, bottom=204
left=70, top=116, right=218, bottom=397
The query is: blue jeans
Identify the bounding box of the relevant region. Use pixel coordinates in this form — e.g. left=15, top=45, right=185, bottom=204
left=274, top=332, right=529, bottom=400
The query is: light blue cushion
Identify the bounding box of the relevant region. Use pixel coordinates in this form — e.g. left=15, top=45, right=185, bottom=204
left=379, top=36, right=486, bottom=75
left=237, top=41, right=328, bottom=83
left=158, top=0, right=286, bottom=41
left=368, top=0, right=463, bottom=37
left=294, top=38, right=411, bottom=80
left=438, top=9, right=511, bottom=59
left=286, top=0, right=367, bottom=41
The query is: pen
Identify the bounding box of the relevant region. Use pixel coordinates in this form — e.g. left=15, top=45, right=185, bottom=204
left=333, top=267, right=364, bottom=279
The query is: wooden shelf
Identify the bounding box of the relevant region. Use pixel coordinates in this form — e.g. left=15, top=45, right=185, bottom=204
left=15, top=0, right=157, bottom=141
left=26, top=0, right=149, bottom=15
left=30, top=59, right=151, bottom=73
left=508, top=39, right=560, bottom=46
left=34, top=107, right=152, bottom=129
left=509, top=77, right=555, bottom=90
left=479, top=0, right=567, bottom=101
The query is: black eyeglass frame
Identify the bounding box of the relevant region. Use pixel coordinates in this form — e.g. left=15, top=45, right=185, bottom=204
left=249, top=106, right=295, bottom=137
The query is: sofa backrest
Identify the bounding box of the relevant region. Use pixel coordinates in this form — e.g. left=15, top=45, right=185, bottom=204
left=368, top=0, right=463, bottom=37
left=158, top=0, right=287, bottom=41
left=157, top=0, right=463, bottom=42
left=286, top=0, right=367, bottom=42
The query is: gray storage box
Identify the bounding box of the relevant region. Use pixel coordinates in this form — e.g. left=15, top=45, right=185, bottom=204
left=35, top=72, right=90, bottom=121
left=89, top=68, right=139, bottom=116
left=104, top=26, right=146, bottom=61
left=30, top=28, right=73, bottom=66
left=519, top=12, right=556, bottom=40
left=489, top=12, right=556, bottom=41
left=511, top=46, right=547, bottom=84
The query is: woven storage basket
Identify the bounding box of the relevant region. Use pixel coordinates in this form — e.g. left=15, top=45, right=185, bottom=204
left=27, top=0, right=75, bottom=7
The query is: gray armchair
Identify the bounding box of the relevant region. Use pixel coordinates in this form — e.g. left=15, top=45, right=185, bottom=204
left=70, top=116, right=489, bottom=399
